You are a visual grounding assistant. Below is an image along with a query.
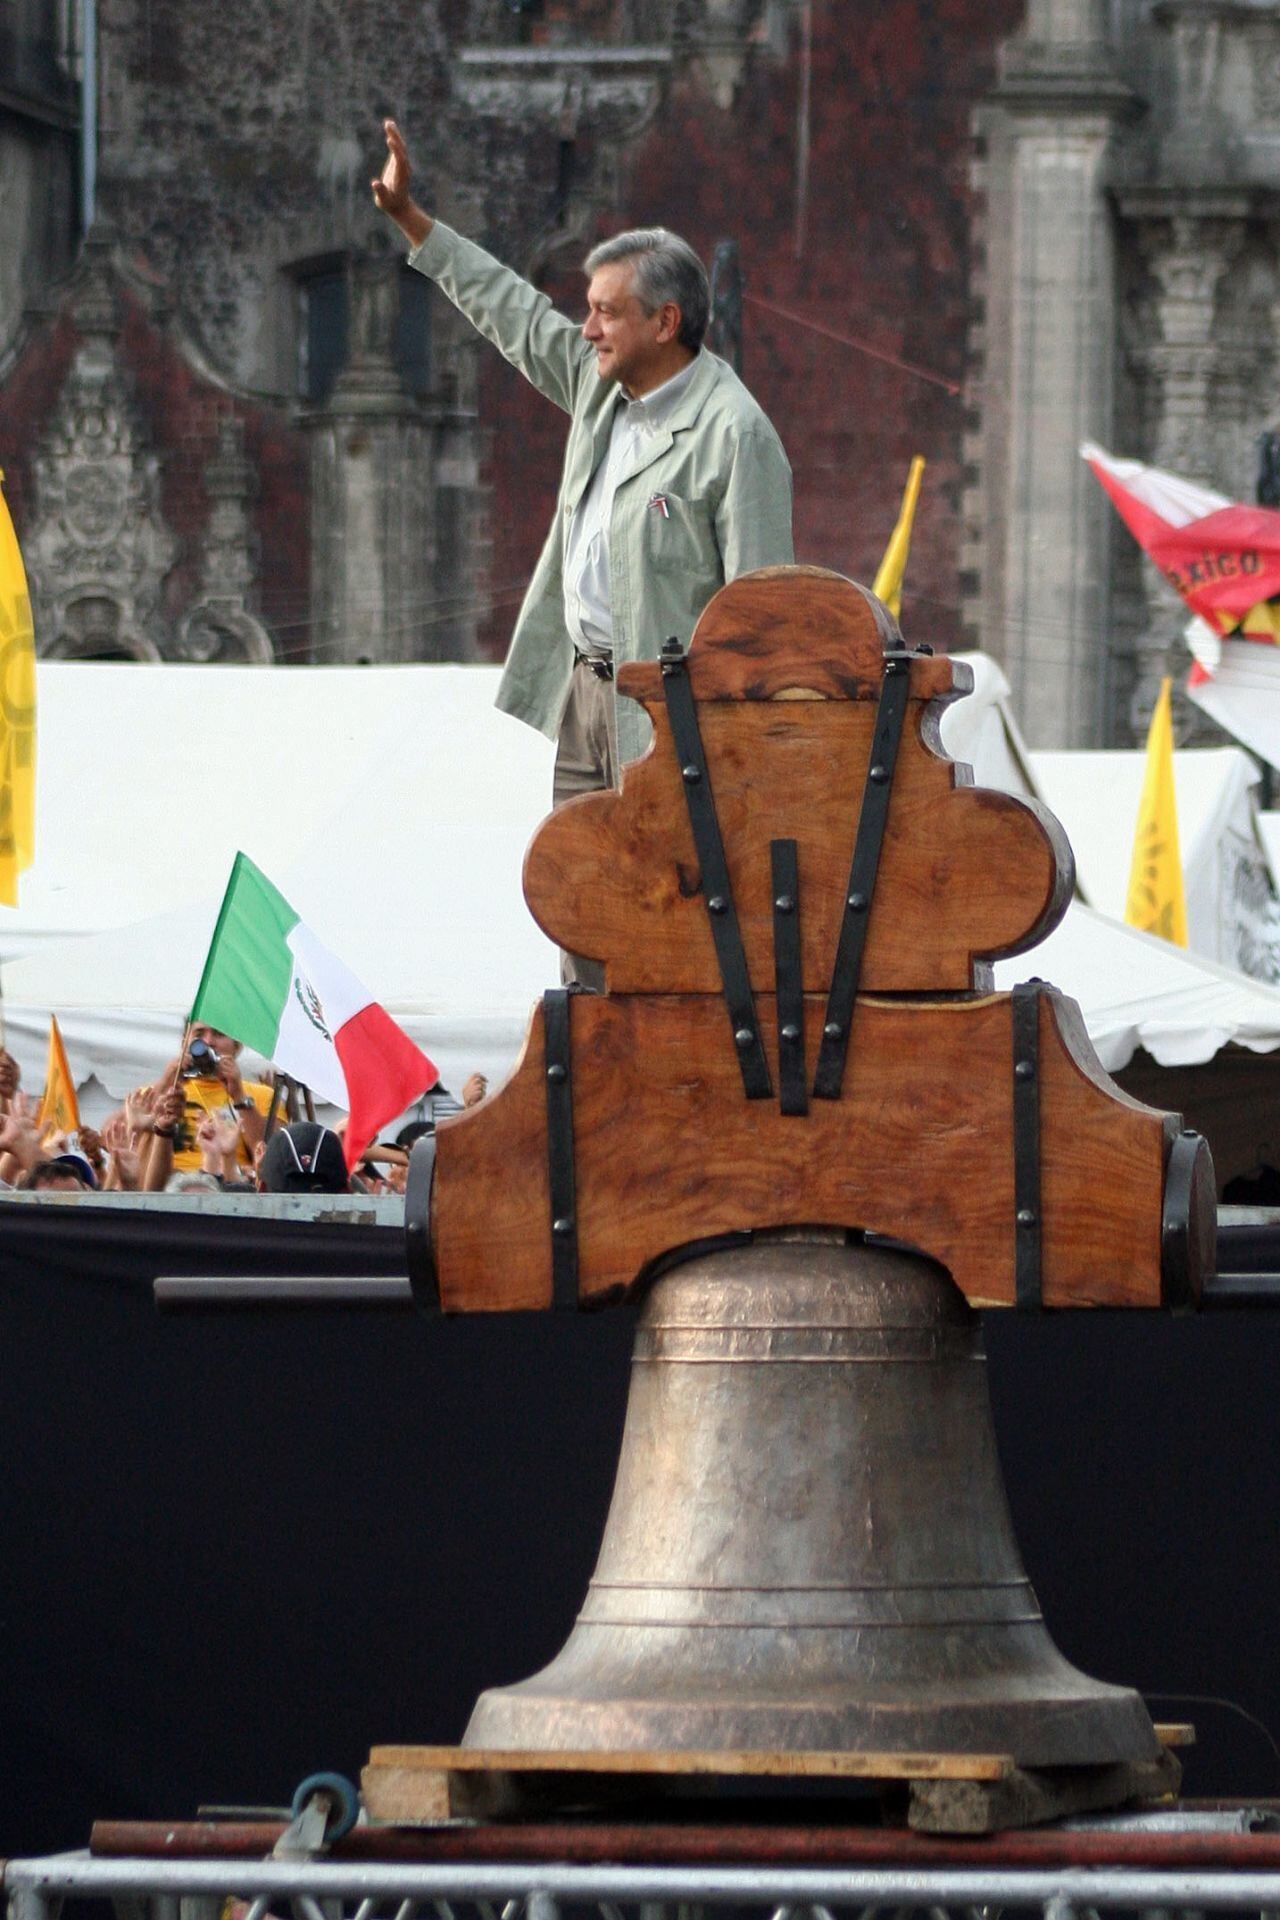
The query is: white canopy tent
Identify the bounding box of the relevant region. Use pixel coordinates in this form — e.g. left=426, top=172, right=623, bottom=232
left=1187, top=636, right=1280, bottom=771
left=1027, top=745, right=1273, bottom=973
left=943, top=654, right=1280, bottom=979
left=992, top=900, right=1280, bottom=1074
left=0, top=663, right=557, bottom=1108
left=7, top=653, right=1280, bottom=1130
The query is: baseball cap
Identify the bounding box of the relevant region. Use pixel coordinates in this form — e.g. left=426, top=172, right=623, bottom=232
left=47, top=1150, right=98, bottom=1190
left=258, top=1122, right=348, bottom=1194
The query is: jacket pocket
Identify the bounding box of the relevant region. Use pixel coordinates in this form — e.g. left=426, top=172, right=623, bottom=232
left=641, top=492, right=720, bottom=576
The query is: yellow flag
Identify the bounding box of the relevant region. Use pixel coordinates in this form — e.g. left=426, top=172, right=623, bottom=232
left=1125, top=677, right=1187, bottom=946
left=37, top=1013, right=80, bottom=1140
left=0, top=470, right=36, bottom=905
left=872, top=454, right=925, bottom=620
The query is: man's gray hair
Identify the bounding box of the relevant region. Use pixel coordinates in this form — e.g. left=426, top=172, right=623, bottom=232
left=584, top=228, right=711, bottom=352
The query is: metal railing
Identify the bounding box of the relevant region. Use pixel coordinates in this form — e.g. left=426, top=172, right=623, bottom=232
left=12, top=1847, right=1280, bottom=1920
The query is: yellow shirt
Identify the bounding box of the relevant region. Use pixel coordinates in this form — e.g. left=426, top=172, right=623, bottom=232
left=170, top=1076, right=274, bottom=1172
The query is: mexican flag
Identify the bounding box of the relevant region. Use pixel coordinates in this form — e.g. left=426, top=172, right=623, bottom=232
left=192, top=853, right=438, bottom=1168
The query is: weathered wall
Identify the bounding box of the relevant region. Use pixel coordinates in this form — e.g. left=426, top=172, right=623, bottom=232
left=8, top=0, right=1280, bottom=730
left=475, top=0, right=1020, bottom=660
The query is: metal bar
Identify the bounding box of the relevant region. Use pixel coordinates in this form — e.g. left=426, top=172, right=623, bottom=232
left=661, top=638, right=771, bottom=1101
left=18, top=1852, right=1280, bottom=1908
left=1202, top=1275, right=1280, bottom=1307
left=5, top=1887, right=51, bottom=1920
left=154, top=1278, right=414, bottom=1308
left=82, top=1817, right=1280, bottom=1869
left=771, top=839, right=806, bottom=1117
left=1011, top=981, right=1042, bottom=1311
left=813, top=652, right=912, bottom=1101
left=542, top=989, right=579, bottom=1309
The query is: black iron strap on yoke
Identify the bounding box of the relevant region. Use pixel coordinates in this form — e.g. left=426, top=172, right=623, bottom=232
left=771, top=838, right=807, bottom=1116
left=543, top=986, right=580, bottom=1310
left=661, top=637, right=773, bottom=1101
left=1011, top=980, right=1043, bottom=1311
left=404, top=1133, right=440, bottom=1314
left=813, top=649, right=913, bottom=1101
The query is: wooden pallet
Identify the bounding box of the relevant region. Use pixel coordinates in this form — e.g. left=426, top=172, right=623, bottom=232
left=362, top=1727, right=1191, bottom=1836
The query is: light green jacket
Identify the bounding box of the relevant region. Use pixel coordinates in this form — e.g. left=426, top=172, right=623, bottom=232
left=409, top=221, right=794, bottom=765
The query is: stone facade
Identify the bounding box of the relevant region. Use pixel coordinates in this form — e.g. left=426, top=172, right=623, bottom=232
left=970, top=0, right=1280, bottom=744
left=5, top=0, right=1280, bottom=738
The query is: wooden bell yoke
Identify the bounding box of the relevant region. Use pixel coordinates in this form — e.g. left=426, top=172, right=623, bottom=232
left=406, top=565, right=1216, bottom=1316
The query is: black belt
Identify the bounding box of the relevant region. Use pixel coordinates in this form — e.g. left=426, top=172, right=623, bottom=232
left=574, top=651, right=614, bottom=681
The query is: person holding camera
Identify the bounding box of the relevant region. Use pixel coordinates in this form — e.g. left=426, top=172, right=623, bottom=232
left=128, top=1024, right=273, bottom=1187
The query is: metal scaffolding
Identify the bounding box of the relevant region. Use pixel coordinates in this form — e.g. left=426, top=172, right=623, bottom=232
left=12, top=1842, right=1280, bottom=1920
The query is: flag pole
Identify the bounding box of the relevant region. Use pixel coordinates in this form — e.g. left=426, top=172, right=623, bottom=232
left=0, top=958, right=9, bottom=1116
left=872, top=455, right=925, bottom=621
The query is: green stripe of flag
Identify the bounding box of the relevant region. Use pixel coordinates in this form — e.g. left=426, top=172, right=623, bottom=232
left=191, top=851, right=299, bottom=1057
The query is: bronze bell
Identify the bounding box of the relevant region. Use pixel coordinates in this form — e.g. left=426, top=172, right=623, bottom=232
left=464, top=1233, right=1160, bottom=1766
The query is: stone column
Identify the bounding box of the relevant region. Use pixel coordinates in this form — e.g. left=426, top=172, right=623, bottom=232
left=965, top=0, right=1135, bottom=746
left=177, top=416, right=275, bottom=664
left=1118, top=196, right=1248, bottom=728
left=304, top=255, right=437, bottom=665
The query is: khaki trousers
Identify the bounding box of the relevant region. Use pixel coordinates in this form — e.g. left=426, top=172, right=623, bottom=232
left=552, top=658, right=619, bottom=991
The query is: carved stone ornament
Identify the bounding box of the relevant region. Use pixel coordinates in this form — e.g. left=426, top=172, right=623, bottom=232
left=176, top=416, right=274, bottom=664
left=454, top=46, right=671, bottom=137
left=26, top=247, right=177, bottom=660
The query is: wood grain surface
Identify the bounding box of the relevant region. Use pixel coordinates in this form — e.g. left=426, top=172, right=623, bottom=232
left=615, top=566, right=958, bottom=702
left=432, top=986, right=1177, bottom=1314
left=525, top=698, right=1073, bottom=993
left=525, top=569, right=1072, bottom=993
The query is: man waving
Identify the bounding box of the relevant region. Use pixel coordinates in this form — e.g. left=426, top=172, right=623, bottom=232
left=373, top=120, right=793, bottom=829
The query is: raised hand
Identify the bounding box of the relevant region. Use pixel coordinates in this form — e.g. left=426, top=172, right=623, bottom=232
left=0, top=1095, right=41, bottom=1168
left=112, top=1145, right=142, bottom=1191
left=371, top=120, right=431, bottom=246
left=213, top=1050, right=245, bottom=1102
left=196, top=1113, right=239, bottom=1173
left=124, top=1086, right=157, bottom=1136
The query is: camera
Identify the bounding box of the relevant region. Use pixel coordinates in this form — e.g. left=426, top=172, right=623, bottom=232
left=184, top=1037, right=221, bottom=1079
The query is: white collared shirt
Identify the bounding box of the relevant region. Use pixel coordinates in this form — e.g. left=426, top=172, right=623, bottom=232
left=564, top=356, right=699, bottom=657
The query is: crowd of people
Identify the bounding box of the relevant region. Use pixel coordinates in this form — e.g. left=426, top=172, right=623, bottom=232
left=0, top=1024, right=487, bottom=1199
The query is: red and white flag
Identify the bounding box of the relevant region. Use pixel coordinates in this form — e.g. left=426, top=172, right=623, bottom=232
left=1083, top=443, right=1280, bottom=678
